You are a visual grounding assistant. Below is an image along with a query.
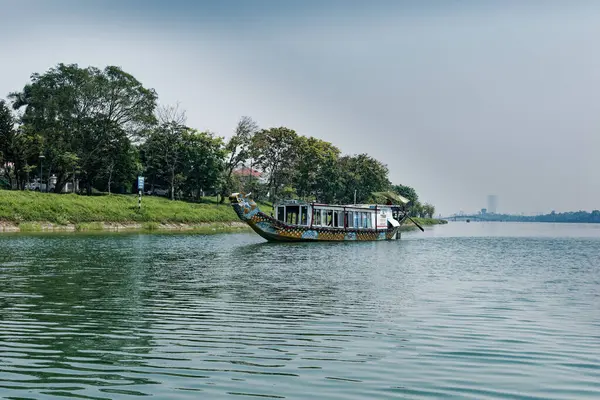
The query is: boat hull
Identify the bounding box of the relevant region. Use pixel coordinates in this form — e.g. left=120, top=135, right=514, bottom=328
left=230, top=193, right=403, bottom=242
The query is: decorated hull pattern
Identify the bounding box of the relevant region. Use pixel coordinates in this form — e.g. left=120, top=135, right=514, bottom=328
left=230, top=193, right=402, bottom=242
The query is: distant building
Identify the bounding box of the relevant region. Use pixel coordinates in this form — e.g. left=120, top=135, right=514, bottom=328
left=481, top=208, right=487, bottom=215
left=487, top=195, right=498, bottom=214
left=232, top=167, right=267, bottom=184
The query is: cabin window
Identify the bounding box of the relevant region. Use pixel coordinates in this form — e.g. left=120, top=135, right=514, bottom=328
left=300, top=206, right=308, bottom=225
left=346, top=211, right=354, bottom=228
left=314, top=209, right=322, bottom=226
left=334, top=211, right=343, bottom=228
left=325, top=210, right=333, bottom=226
left=286, top=205, right=299, bottom=225
left=277, top=206, right=285, bottom=222
left=365, top=213, right=372, bottom=229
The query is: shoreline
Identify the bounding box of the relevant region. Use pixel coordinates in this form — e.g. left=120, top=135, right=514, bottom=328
left=0, top=221, right=251, bottom=234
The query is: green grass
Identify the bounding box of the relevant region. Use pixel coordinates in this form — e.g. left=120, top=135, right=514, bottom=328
left=141, top=221, right=160, bottom=231
left=18, top=222, right=42, bottom=232
left=401, top=217, right=447, bottom=231
left=0, top=190, right=246, bottom=224
left=410, top=217, right=448, bottom=226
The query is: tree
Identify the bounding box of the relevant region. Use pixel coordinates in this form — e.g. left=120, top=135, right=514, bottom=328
left=0, top=100, right=15, bottom=187
left=141, top=105, right=187, bottom=200
left=182, top=129, right=225, bottom=200
left=0, top=101, right=42, bottom=189
left=337, top=154, right=390, bottom=204
left=9, top=63, right=157, bottom=193
left=93, top=138, right=140, bottom=194
left=252, top=127, right=299, bottom=202
left=422, top=203, right=435, bottom=218
left=391, top=184, right=419, bottom=205
left=294, top=136, right=341, bottom=202
left=220, top=116, right=258, bottom=202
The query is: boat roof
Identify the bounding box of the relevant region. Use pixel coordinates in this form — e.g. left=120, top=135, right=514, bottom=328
left=274, top=199, right=310, bottom=206
left=370, top=191, right=410, bottom=204
left=273, top=191, right=410, bottom=208
left=275, top=201, right=397, bottom=210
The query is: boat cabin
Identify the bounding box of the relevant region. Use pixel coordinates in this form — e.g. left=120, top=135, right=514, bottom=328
left=273, top=200, right=400, bottom=230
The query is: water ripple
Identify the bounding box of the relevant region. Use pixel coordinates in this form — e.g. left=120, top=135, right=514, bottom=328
left=1, top=226, right=600, bottom=399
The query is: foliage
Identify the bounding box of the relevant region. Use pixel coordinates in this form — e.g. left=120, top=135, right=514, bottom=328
left=252, top=127, right=299, bottom=202
left=294, top=136, right=341, bottom=202
left=390, top=184, right=434, bottom=217
left=474, top=210, right=600, bottom=223
left=0, top=100, right=13, bottom=163
left=8, top=63, right=157, bottom=193
left=336, top=154, right=390, bottom=204
left=140, top=108, right=187, bottom=200
left=0, top=100, right=16, bottom=187
left=220, top=116, right=258, bottom=201
left=139, top=105, right=226, bottom=201
left=2, top=62, right=438, bottom=215
left=421, top=203, right=436, bottom=219
left=392, top=184, right=418, bottom=204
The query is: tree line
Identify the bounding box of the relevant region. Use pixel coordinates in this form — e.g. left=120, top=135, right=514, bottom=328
left=480, top=210, right=600, bottom=223
left=0, top=63, right=436, bottom=218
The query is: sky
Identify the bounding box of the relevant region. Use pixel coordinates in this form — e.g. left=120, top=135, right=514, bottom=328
left=1, top=0, right=599, bottom=216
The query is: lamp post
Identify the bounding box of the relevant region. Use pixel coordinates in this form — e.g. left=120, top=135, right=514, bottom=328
left=39, top=154, right=45, bottom=192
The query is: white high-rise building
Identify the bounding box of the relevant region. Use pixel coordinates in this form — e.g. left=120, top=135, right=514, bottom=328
left=487, top=195, right=498, bottom=214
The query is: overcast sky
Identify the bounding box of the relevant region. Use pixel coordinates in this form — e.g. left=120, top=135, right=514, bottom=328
left=2, top=0, right=599, bottom=216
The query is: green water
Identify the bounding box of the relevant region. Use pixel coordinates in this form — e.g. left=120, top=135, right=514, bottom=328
left=1, top=223, right=599, bottom=399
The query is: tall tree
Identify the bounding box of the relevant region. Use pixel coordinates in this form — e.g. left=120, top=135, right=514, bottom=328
left=252, top=127, right=298, bottom=202
left=0, top=100, right=15, bottom=184
left=220, top=116, right=258, bottom=202
left=9, top=63, right=157, bottom=193
left=294, top=136, right=341, bottom=202
left=141, top=105, right=187, bottom=200
left=182, top=129, right=225, bottom=200
left=337, top=154, right=390, bottom=204
left=391, top=184, right=419, bottom=205
left=0, top=100, right=41, bottom=189
left=422, top=203, right=435, bottom=218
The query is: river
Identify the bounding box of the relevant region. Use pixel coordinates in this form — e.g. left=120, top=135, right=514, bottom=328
left=1, top=222, right=599, bottom=399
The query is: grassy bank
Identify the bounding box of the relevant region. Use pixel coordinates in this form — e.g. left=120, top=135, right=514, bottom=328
left=410, top=217, right=448, bottom=226
left=0, top=190, right=243, bottom=225
left=401, top=216, right=448, bottom=231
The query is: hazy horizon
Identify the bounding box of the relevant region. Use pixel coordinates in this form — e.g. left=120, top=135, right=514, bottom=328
left=2, top=0, right=599, bottom=216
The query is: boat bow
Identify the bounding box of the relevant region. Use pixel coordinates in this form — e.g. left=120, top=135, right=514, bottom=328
left=229, top=192, right=261, bottom=222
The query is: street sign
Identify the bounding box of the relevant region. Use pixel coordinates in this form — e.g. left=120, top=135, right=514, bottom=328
left=137, top=176, right=144, bottom=211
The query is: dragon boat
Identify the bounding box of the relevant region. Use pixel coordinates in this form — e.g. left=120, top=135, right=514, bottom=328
left=229, top=192, right=423, bottom=242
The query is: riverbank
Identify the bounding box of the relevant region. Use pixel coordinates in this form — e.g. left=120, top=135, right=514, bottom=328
left=0, top=220, right=250, bottom=233
left=0, top=190, right=248, bottom=233
left=0, top=190, right=446, bottom=233
left=400, top=216, right=448, bottom=231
